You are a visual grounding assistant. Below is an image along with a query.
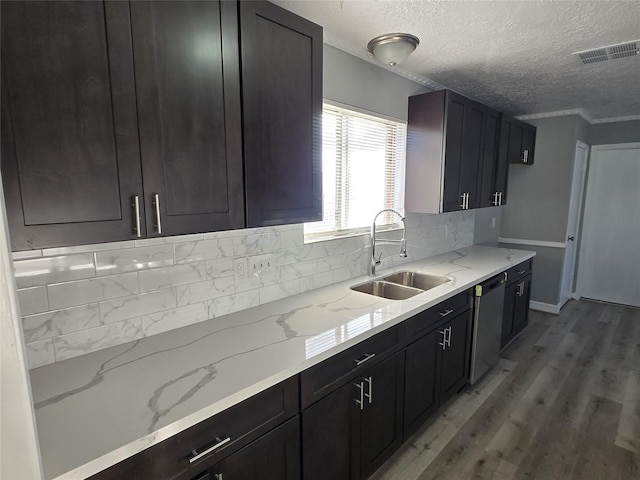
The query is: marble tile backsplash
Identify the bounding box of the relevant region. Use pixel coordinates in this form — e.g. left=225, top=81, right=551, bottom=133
left=14, top=211, right=475, bottom=368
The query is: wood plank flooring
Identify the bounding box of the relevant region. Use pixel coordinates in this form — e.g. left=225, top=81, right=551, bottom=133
left=371, top=300, right=640, bottom=480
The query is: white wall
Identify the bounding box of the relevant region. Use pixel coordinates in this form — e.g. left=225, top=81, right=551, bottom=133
left=0, top=178, right=43, bottom=479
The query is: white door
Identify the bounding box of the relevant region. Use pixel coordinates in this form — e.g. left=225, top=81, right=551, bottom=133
left=577, top=143, right=640, bottom=307
left=560, top=141, right=589, bottom=306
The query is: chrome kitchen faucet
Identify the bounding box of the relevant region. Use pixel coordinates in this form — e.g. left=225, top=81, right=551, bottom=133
left=370, top=209, right=407, bottom=276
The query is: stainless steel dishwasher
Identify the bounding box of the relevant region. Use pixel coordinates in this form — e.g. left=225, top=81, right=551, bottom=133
left=469, top=273, right=506, bottom=384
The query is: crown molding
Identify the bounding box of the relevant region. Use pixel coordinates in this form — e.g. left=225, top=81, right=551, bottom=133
left=591, top=114, right=640, bottom=124
left=515, top=109, right=593, bottom=123
left=323, top=30, right=446, bottom=92
left=515, top=110, right=640, bottom=125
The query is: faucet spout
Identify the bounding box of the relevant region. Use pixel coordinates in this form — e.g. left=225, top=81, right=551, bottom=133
left=370, top=209, right=407, bottom=276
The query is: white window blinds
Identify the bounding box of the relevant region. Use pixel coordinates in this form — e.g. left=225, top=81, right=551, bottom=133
left=304, top=104, right=407, bottom=238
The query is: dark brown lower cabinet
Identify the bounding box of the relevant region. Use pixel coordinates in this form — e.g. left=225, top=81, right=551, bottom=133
left=403, top=308, right=472, bottom=440
left=439, top=311, right=473, bottom=403
left=501, top=274, right=532, bottom=348
left=187, top=417, right=300, bottom=480
left=403, top=329, right=440, bottom=438
left=302, top=351, right=405, bottom=480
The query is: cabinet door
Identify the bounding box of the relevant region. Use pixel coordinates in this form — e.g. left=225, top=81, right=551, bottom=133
left=521, top=124, right=536, bottom=165
left=240, top=1, right=323, bottom=227
left=1, top=1, right=143, bottom=250
left=479, top=108, right=502, bottom=208
left=439, top=311, right=472, bottom=404
left=512, top=275, right=531, bottom=335
left=493, top=114, right=510, bottom=206
left=442, top=93, right=466, bottom=212
left=508, top=121, right=524, bottom=165
left=501, top=282, right=517, bottom=349
left=459, top=100, right=486, bottom=209
left=194, top=417, right=300, bottom=480
left=403, top=329, right=441, bottom=439
left=130, top=0, right=244, bottom=237
left=302, top=381, right=360, bottom=480
left=359, top=352, right=405, bottom=479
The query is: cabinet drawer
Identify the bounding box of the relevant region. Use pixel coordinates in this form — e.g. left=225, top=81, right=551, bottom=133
left=183, top=416, right=301, bottom=480
left=300, top=324, right=404, bottom=409
left=90, top=377, right=298, bottom=480
left=406, top=290, right=471, bottom=343
left=505, top=259, right=533, bottom=285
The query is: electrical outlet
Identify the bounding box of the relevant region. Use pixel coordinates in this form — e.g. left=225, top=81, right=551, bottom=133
left=492, top=217, right=496, bottom=228
left=233, top=257, right=248, bottom=283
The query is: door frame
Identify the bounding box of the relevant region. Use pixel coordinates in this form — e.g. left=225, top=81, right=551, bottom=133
left=560, top=140, right=589, bottom=306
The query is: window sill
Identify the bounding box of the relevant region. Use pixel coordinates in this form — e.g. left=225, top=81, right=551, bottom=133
left=303, top=224, right=403, bottom=244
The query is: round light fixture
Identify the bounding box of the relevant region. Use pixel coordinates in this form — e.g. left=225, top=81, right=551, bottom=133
left=367, top=33, right=420, bottom=68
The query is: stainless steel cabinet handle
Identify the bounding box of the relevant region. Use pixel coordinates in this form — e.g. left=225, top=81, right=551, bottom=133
left=132, top=195, right=141, bottom=238
left=499, top=192, right=503, bottom=205
left=523, top=150, right=529, bottom=163
left=516, top=270, right=527, bottom=275
left=355, top=381, right=364, bottom=410
left=214, top=474, right=223, bottom=480
left=439, top=309, right=454, bottom=317
left=354, top=352, right=375, bottom=366
left=189, top=436, right=231, bottom=464
left=447, top=326, right=452, bottom=347
left=364, top=376, right=373, bottom=404
left=492, top=192, right=499, bottom=206
left=465, top=193, right=470, bottom=209
left=516, top=281, right=525, bottom=296
left=153, top=193, right=162, bottom=234
left=460, top=193, right=466, bottom=209
left=438, top=329, right=447, bottom=349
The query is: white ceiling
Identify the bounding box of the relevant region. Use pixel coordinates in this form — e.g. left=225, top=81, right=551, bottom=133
left=273, top=0, right=640, bottom=121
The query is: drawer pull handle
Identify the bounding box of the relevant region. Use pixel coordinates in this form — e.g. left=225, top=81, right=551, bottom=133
left=439, top=309, right=454, bottom=317
left=516, top=270, right=527, bottom=275
left=355, top=381, right=364, bottom=410
left=189, top=436, right=231, bottom=464
left=132, top=195, right=141, bottom=238
left=153, top=193, right=162, bottom=234
left=364, top=376, right=373, bottom=404
left=354, top=353, right=376, bottom=366
left=438, top=329, right=447, bottom=349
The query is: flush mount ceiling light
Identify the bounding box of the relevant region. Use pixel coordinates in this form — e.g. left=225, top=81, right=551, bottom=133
left=367, top=33, right=420, bottom=68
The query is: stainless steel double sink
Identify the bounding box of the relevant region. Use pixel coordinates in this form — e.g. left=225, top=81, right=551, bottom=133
left=350, top=271, right=450, bottom=300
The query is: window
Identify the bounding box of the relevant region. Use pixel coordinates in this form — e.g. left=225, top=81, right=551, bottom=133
left=304, top=103, right=407, bottom=239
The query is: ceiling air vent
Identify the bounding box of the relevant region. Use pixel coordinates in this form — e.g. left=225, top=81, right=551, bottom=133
left=574, top=41, right=639, bottom=65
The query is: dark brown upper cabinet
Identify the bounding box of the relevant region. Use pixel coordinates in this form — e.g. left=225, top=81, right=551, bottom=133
left=479, top=107, right=508, bottom=207
left=1, top=1, right=144, bottom=250
left=501, top=114, right=537, bottom=165
left=406, top=90, right=488, bottom=213
left=130, top=1, right=245, bottom=237
left=2, top=0, right=322, bottom=250
left=239, top=1, right=323, bottom=227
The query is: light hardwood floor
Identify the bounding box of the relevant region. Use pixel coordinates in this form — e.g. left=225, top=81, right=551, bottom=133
left=372, top=299, right=640, bottom=480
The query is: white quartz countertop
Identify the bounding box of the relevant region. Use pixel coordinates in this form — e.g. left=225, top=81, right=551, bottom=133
left=29, top=245, right=535, bottom=480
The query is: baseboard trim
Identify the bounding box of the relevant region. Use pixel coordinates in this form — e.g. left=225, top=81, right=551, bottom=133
left=529, top=300, right=562, bottom=314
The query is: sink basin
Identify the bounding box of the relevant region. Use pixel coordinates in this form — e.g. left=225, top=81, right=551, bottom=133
left=379, top=271, right=450, bottom=291
left=350, top=280, right=423, bottom=300
left=350, top=271, right=450, bottom=300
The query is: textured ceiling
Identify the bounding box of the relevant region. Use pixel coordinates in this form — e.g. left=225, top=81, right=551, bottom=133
left=273, top=0, right=640, bottom=121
